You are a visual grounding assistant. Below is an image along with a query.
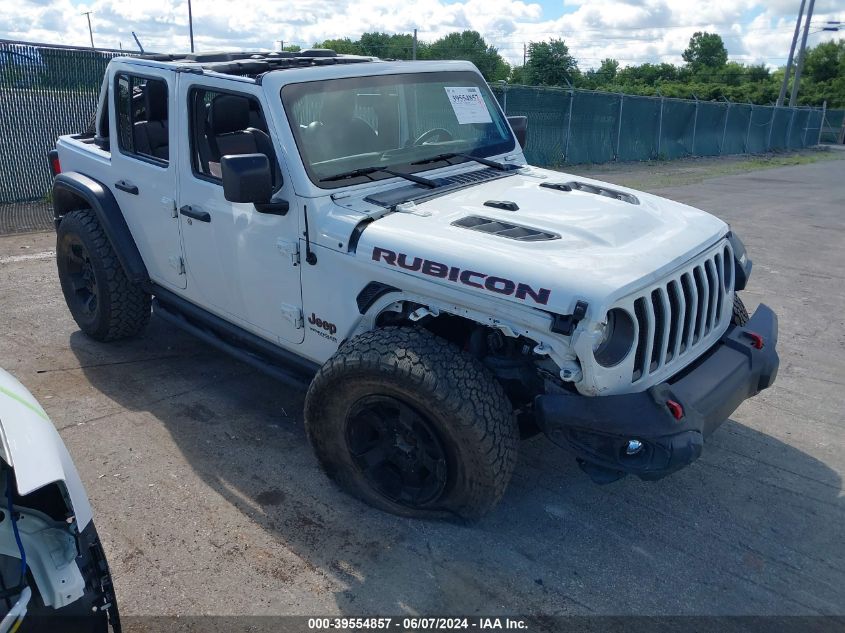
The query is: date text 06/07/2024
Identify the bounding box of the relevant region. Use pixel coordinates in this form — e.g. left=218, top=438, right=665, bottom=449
left=307, top=617, right=529, bottom=630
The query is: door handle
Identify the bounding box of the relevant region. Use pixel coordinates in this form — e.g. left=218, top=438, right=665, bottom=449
left=179, top=205, right=211, bottom=223
left=115, top=180, right=139, bottom=195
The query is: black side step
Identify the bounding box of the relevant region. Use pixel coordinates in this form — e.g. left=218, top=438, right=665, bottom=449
left=151, top=289, right=317, bottom=390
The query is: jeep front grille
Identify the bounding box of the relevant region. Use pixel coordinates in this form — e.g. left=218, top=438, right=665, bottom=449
left=630, top=242, right=734, bottom=383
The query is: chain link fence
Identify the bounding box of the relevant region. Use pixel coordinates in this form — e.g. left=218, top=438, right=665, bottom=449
left=1, top=40, right=131, bottom=232
left=820, top=109, right=845, bottom=144
left=1, top=39, right=843, bottom=234
left=491, top=84, right=840, bottom=168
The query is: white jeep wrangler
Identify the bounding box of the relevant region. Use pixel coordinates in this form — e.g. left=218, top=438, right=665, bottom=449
left=50, top=50, right=779, bottom=520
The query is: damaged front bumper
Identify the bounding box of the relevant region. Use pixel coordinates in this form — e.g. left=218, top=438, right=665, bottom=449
left=534, top=304, right=779, bottom=483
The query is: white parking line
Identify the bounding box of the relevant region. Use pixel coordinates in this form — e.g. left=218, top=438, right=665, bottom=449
left=0, top=250, right=55, bottom=265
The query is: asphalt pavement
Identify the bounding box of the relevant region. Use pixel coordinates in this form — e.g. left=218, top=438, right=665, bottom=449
left=0, top=158, right=842, bottom=621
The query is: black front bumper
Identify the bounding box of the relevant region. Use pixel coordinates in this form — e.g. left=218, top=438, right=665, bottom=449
left=535, top=304, right=779, bottom=483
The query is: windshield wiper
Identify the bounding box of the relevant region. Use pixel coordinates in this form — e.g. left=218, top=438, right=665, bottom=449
left=411, top=152, right=517, bottom=172
left=319, top=166, right=439, bottom=188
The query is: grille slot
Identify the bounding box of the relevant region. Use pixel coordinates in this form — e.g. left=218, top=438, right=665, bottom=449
left=630, top=243, right=733, bottom=383
left=452, top=216, right=560, bottom=242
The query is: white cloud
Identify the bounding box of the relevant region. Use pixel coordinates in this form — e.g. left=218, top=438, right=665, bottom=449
left=0, top=0, right=841, bottom=68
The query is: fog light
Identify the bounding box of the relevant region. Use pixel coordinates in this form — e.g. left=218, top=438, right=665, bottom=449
left=626, top=439, right=643, bottom=455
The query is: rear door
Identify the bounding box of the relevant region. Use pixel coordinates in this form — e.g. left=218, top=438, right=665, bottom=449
left=109, top=67, right=186, bottom=289
left=174, top=76, right=304, bottom=344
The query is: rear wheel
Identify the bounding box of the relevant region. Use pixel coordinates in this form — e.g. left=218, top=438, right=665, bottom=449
left=304, top=327, right=519, bottom=521
left=56, top=209, right=150, bottom=341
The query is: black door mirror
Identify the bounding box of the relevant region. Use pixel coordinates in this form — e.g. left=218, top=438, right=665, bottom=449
left=220, top=153, right=272, bottom=204
left=507, top=116, right=528, bottom=149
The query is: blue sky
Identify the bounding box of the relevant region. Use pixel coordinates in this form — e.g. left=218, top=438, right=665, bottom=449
left=4, top=0, right=842, bottom=68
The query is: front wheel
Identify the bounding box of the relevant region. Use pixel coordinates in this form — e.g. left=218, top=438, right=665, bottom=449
left=304, top=327, right=519, bottom=521
left=732, top=294, right=749, bottom=326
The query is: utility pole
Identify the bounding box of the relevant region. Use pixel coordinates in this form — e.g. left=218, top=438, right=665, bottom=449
left=412, top=29, right=417, bottom=60
left=132, top=31, right=145, bottom=54
left=789, top=0, right=816, bottom=107
left=523, top=43, right=527, bottom=66
left=187, top=0, right=195, bottom=53
left=277, top=40, right=284, bottom=51
left=82, top=11, right=94, bottom=48
left=777, top=0, right=807, bottom=107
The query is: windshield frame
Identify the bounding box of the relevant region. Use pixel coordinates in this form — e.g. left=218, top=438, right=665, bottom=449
left=280, top=70, right=516, bottom=190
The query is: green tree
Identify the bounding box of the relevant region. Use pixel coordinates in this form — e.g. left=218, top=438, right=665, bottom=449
left=682, top=32, right=728, bottom=70
left=598, top=58, right=619, bottom=81
left=509, top=65, right=526, bottom=84
left=425, top=31, right=510, bottom=81
left=803, top=40, right=844, bottom=83
left=360, top=32, right=417, bottom=59
left=315, top=38, right=360, bottom=54
left=525, top=39, right=579, bottom=86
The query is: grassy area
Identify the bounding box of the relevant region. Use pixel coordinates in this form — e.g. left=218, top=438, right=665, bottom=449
left=562, top=148, right=845, bottom=191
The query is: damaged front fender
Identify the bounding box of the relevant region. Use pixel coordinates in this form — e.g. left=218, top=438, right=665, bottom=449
left=0, top=369, right=93, bottom=531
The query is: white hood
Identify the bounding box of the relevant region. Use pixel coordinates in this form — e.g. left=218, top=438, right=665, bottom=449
left=0, top=369, right=93, bottom=528
left=356, top=167, right=728, bottom=315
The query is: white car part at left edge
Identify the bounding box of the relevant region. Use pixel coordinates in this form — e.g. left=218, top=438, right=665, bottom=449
left=0, top=368, right=90, bottom=609
left=0, top=369, right=92, bottom=528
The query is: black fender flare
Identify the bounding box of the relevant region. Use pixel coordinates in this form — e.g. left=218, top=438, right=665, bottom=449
left=52, top=172, right=149, bottom=285
left=726, top=231, right=752, bottom=292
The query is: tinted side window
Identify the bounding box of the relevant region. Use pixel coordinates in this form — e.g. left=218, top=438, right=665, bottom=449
left=189, top=87, right=275, bottom=183
left=115, top=73, right=169, bottom=163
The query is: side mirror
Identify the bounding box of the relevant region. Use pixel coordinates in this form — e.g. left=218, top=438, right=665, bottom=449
left=220, top=153, right=272, bottom=204
left=507, top=116, right=528, bottom=149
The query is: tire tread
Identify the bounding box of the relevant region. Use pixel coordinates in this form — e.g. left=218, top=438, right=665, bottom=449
left=57, top=209, right=150, bottom=341
left=305, top=327, right=518, bottom=521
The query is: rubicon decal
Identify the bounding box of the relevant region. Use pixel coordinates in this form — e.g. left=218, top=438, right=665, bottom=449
left=371, top=247, right=551, bottom=305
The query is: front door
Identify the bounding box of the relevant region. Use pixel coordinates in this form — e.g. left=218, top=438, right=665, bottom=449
left=109, top=68, right=185, bottom=289
left=175, top=77, right=304, bottom=344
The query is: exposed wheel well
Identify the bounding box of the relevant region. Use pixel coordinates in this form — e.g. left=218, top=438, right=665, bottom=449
left=371, top=301, right=562, bottom=436
left=52, top=187, right=91, bottom=222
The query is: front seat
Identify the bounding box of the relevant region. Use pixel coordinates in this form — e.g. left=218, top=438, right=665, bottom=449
left=133, top=80, right=169, bottom=160
left=307, top=92, right=378, bottom=163
left=207, top=94, right=281, bottom=186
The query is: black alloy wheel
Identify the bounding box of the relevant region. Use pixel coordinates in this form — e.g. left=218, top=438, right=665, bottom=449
left=345, top=395, right=449, bottom=507
left=61, top=235, right=99, bottom=319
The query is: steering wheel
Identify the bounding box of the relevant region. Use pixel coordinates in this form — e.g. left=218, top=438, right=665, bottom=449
left=413, top=128, right=453, bottom=145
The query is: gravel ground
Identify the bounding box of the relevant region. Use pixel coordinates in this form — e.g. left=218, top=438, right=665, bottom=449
left=0, top=158, right=843, bottom=625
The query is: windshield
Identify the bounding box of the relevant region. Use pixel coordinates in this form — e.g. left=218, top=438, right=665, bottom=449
left=281, top=71, right=515, bottom=188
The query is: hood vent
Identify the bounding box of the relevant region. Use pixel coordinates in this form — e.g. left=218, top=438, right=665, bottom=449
left=452, top=216, right=560, bottom=242
left=542, top=180, right=640, bottom=205
left=442, top=167, right=507, bottom=187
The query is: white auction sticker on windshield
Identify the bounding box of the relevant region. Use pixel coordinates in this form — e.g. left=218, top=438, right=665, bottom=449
left=445, top=86, right=492, bottom=124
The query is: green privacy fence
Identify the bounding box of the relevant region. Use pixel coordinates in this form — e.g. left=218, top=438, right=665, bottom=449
left=821, top=109, right=845, bottom=143
left=1, top=40, right=130, bottom=204
left=1, top=39, right=843, bottom=205
left=490, top=84, right=839, bottom=167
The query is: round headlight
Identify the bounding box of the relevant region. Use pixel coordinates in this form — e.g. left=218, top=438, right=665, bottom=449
left=593, top=308, right=636, bottom=367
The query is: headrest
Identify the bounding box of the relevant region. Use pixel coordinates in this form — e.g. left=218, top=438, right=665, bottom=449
left=320, top=91, right=353, bottom=122
left=145, top=79, right=168, bottom=121
left=209, top=95, right=251, bottom=135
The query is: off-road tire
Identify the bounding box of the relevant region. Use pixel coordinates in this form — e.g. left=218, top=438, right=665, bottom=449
left=304, top=327, right=519, bottom=521
left=56, top=209, right=150, bottom=341
left=731, top=294, right=749, bottom=326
